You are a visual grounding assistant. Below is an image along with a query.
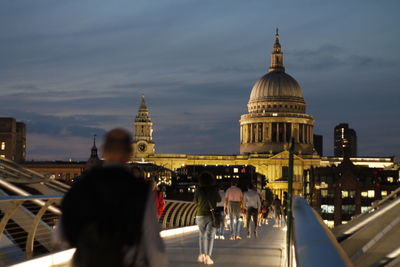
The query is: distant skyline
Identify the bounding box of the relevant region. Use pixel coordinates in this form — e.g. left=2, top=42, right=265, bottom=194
left=0, top=1, right=399, bottom=160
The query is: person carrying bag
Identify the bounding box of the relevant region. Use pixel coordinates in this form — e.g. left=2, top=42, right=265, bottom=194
left=193, top=172, right=221, bottom=265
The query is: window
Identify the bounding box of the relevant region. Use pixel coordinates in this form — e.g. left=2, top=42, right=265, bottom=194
left=0, top=142, right=5, bottom=150
left=321, top=189, right=328, bottom=197
left=381, top=190, right=388, bottom=197
left=233, top=168, right=238, bottom=173
left=342, top=205, right=355, bottom=214
left=387, top=177, right=394, bottom=183
left=368, top=190, right=375, bottom=198
left=0, top=154, right=5, bottom=158
left=361, top=206, right=369, bottom=213
left=341, top=191, right=349, bottom=198
left=321, top=204, right=334, bottom=214
left=361, top=191, right=368, bottom=198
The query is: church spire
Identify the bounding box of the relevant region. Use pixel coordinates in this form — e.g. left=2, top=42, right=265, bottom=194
left=90, top=134, right=98, bottom=159
left=268, top=28, right=285, bottom=73
left=139, top=94, right=147, bottom=111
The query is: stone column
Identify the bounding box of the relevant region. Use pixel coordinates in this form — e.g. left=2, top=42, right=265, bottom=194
left=283, top=123, right=286, bottom=144
left=247, top=124, right=250, bottom=143
left=306, top=125, right=309, bottom=144
left=263, top=123, right=268, bottom=141
left=269, top=123, right=272, bottom=141
left=240, top=125, right=242, bottom=143
left=249, top=124, right=253, bottom=143
left=276, top=123, right=280, bottom=142
left=255, top=123, right=259, bottom=142
left=311, top=126, right=314, bottom=145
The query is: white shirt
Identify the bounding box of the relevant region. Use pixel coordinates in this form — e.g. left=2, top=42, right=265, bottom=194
left=244, top=189, right=261, bottom=209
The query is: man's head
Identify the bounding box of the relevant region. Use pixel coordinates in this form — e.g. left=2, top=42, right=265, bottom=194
left=248, top=183, right=255, bottom=190
left=102, top=128, right=132, bottom=164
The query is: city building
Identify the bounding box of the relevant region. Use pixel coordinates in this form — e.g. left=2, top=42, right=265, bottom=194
left=304, top=154, right=399, bottom=227
left=131, top=94, right=155, bottom=160
left=22, top=161, right=85, bottom=184
left=21, top=136, right=99, bottom=184
left=171, top=164, right=265, bottom=199
left=131, top=31, right=322, bottom=200
left=0, top=118, right=26, bottom=162
left=239, top=29, right=315, bottom=156
left=334, top=123, right=357, bottom=157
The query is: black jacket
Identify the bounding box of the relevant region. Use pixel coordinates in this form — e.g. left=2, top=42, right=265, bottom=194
left=193, top=186, right=221, bottom=216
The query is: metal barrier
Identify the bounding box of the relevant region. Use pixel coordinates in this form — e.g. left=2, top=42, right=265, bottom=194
left=289, top=196, right=354, bottom=267
left=0, top=195, right=196, bottom=265
left=0, top=195, right=62, bottom=266
left=161, top=199, right=197, bottom=229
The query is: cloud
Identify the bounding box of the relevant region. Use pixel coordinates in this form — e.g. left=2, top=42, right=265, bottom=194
left=286, top=44, right=398, bottom=72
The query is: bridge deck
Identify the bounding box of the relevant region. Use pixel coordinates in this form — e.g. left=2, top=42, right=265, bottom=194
left=165, top=223, right=285, bottom=267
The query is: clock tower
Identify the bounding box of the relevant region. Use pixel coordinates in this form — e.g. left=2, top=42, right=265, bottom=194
left=132, top=94, right=155, bottom=159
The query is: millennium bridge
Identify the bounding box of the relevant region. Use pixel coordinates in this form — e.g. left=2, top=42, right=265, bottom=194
left=0, top=157, right=399, bottom=267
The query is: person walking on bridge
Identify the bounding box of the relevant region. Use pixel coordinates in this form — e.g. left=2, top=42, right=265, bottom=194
left=224, top=182, right=243, bottom=240
left=244, top=184, right=261, bottom=238
left=272, top=195, right=283, bottom=228
left=60, top=129, right=168, bottom=267
left=193, top=172, right=221, bottom=265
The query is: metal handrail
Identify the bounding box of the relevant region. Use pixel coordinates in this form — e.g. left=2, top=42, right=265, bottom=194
left=356, top=185, right=400, bottom=217
left=290, top=196, right=354, bottom=267
left=0, top=195, right=61, bottom=265
left=161, top=199, right=197, bottom=229
left=0, top=195, right=197, bottom=265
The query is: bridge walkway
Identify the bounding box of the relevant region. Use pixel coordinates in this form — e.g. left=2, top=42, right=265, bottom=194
left=166, top=222, right=285, bottom=267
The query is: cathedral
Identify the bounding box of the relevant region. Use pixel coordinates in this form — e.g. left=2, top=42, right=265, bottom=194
left=131, top=31, right=321, bottom=199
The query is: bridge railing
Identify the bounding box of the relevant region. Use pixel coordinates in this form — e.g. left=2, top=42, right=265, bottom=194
left=289, top=196, right=354, bottom=267
left=0, top=195, right=62, bottom=266
left=160, top=199, right=197, bottom=230
left=0, top=195, right=196, bottom=265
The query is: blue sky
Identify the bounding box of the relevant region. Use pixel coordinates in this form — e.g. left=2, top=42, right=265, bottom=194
left=0, top=0, right=399, bottom=160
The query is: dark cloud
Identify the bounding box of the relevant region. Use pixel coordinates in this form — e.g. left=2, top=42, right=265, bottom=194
left=286, top=45, right=398, bottom=72
left=0, top=1, right=399, bottom=160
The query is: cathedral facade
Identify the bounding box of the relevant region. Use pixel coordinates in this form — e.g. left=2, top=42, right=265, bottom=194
left=131, top=31, right=321, bottom=199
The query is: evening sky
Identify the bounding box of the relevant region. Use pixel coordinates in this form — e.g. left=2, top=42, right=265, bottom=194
left=0, top=0, right=399, bottom=160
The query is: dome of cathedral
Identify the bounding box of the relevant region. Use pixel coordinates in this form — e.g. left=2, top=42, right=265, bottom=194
left=249, top=71, right=304, bottom=103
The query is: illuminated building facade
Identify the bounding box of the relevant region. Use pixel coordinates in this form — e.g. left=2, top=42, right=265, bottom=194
left=334, top=123, right=357, bottom=157
left=130, top=31, right=397, bottom=201
left=239, top=29, right=315, bottom=155
left=0, top=118, right=26, bottom=162
left=131, top=31, right=321, bottom=199
left=305, top=156, right=399, bottom=227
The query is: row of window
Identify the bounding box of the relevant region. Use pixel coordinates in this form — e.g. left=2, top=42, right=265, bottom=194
left=249, top=104, right=305, bottom=112
left=216, top=175, right=240, bottom=179
left=321, top=204, right=370, bottom=214
left=321, top=189, right=389, bottom=199
left=241, top=122, right=312, bottom=144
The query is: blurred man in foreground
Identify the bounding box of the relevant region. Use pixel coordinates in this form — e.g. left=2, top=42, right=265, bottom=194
left=60, top=129, right=168, bottom=267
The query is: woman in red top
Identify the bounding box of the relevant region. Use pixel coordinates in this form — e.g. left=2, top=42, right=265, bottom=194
left=151, top=179, right=165, bottom=219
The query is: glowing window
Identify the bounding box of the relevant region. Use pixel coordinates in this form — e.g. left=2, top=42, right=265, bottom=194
left=341, top=191, right=349, bottom=198
left=381, top=190, right=388, bottom=197
left=0, top=154, right=5, bottom=158
left=233, top=168, right=238, bottom=173
left=321, top=204, right=334, bottom=214
left=368, top=190, right=375, bottom=198
left=387, top=177, right=394, bottom=183
left=361, top=191, right=368, bottom=198
left=321, top=189, right=328, bottom=197
left=361, top=206, right=369, bottom=213
left=0, top=142, right=5, bottom=150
